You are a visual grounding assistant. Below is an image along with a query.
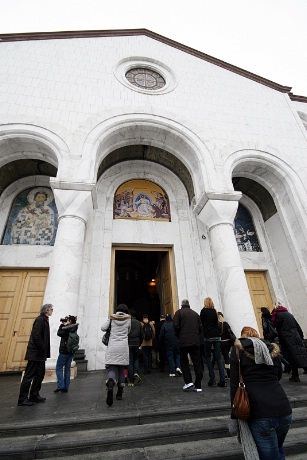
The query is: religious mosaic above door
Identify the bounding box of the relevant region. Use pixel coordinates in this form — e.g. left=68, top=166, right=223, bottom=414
left=2, top=187, right=58, bottom=246
left=114, top=179, right=171, bottom=221
left=234, top=204, right=261, bottom=252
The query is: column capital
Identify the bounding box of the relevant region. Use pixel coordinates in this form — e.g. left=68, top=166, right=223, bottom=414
left=51, top=187, right=94, bottom=223
left=196, top=193, right=241, bottom=230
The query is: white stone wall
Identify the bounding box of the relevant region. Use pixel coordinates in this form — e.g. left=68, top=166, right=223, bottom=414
left=78, top=161, right=216, bottom=370
left=1, top=34, right=307, bottom=368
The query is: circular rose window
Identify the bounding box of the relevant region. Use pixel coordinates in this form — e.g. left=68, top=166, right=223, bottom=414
left=125, top=67, right=166, bottom=90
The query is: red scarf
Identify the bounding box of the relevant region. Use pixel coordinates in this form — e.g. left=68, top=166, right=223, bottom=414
left=271, top=305, right=288, bottom=325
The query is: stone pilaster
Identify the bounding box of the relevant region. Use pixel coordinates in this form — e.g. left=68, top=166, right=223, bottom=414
left=196, top=192, right=258, bottom=336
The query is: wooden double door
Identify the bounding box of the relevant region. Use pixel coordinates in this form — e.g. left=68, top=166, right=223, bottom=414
left=0, top=269, right=48, bottom=372
left=245, top=271, right=273, bottom=333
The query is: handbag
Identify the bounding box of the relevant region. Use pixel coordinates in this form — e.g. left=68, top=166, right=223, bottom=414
left=102, top=321, right=112, bottom=346
left=232, top=347, right=250, bottom=420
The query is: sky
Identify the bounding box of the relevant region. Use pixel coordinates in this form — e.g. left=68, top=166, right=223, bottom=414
left=1, top=0, right=306, bottom=95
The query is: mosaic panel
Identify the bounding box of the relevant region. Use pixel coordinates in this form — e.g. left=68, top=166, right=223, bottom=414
left=234, top=204, right=261, bottom=252
left=114, top=179, right=171, bottom=221
left=2, top=187, right=58, bottom=246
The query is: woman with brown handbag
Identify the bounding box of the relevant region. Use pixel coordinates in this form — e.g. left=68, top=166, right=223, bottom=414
left=230, top=326, right=292, bottom=460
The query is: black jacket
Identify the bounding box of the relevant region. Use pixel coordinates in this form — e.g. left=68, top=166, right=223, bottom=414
left=230, top=338, right=292, bottom=419
left=25, top=314, right=50, bottom=361
left=173, top=306, right=202, bottom=347
left=220, top=321, right=236, bottom=343
left=159, top=321, right=179, bottom=350
left=128, top=318, right=144, bottom=347
left=57, top=323, right=79, bottom=354
left=274, top=311, right=307, bottom=368
left=200, top=308, right=220, bottom=339
left=262, top=316, right=278, bottom=342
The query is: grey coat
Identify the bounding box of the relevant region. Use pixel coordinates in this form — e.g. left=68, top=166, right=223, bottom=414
left=101, top=312, right=131, bottom=366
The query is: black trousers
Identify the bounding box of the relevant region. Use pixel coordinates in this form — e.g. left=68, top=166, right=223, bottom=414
left=18, top=360, right=46, bottom=403
left=180, top=345, right=203, bottom=389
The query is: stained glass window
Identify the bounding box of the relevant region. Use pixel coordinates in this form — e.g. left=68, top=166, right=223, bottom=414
left=234, top=204, right=261, bottom=252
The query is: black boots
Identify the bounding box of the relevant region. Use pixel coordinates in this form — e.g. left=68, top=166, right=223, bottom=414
left=106, top=379, right=115, bottom=406
left=116, top=385, right=124, bottom=400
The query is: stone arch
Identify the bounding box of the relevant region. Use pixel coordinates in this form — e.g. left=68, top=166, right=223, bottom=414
left=0, top=123, right=70, bottom=175
left=226, top=149, right=307, bottom=330
left=80, top=113, right=216, bottom=200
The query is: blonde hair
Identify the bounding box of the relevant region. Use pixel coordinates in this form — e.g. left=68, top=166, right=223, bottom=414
left=204, top=297, right=214, bottom=309
left=241, top=326, right=260, bottom=338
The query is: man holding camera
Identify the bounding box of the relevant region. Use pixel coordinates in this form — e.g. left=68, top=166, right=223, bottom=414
left=17, top=304, right=54, bottom=406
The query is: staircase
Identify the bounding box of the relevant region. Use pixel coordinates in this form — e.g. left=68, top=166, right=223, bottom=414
left=1, top=395, right=307, bottom=459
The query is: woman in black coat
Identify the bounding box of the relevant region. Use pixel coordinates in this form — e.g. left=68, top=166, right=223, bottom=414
left=272, top=304, right=307, bottom=382
left=230, top=326, right=292, bottom=460
left=261, top=307, right=277, bottom=343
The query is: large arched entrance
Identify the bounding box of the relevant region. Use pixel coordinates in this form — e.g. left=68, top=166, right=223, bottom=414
left=0, top=134, right=59, bottom=372
left=230, top=154, right=307, bottom=331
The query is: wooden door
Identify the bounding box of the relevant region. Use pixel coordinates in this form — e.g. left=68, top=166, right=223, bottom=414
left=0, top=270, right=48, bottom=372
left=245, top=271, right=273, bottom=334
left=159, top=252, right=173, bottom=316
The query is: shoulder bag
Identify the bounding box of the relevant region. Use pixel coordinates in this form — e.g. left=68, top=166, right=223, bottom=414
left=232, top=347, right=250, bottom=420
left=102, top=320, right=112, bottom=346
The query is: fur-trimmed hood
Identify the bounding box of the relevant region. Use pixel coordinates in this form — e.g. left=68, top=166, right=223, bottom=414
left=236, top=337, right=281, bottom=359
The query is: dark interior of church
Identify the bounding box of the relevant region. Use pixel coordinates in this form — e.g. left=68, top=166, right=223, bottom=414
left=114, top=250, right=164, bottom=322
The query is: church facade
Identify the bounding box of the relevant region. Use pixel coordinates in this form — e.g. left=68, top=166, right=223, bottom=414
left=0, top=29, right=307, bottom=372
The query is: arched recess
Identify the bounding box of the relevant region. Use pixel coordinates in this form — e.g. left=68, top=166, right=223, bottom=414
left=228, top=151, right=307, bottom=332
left=80, top=113, right=216, bottom=200
left=97, top=145, right=195, bottom=203
left=0, top=125, right=65, bottom=198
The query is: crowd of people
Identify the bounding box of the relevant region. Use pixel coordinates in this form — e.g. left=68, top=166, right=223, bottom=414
left=17, top=298, right=307, bottom=460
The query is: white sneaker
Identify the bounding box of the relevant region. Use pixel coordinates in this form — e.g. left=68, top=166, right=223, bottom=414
left=169, top=373, right=176, bottom=377
left=183, top=382, right=195, bottom=391
left=176, top=368, right=183, bottom=375
left=193, top=388, right=203, bottom=392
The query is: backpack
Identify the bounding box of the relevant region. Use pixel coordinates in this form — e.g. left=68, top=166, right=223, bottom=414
left=67, top=331, right=80, bottom=355
left=143, top=323, right=153, bottom=341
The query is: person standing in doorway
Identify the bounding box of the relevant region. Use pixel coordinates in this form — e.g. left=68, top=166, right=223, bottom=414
left=17, top=304, right=53, bottom=406
left=54, top=315, right=79, bottom=393
left=173, top=299, right=203, bottom=392
left=141, top=315, right=155, bottom=374
left=261, top=307, right=278, bottom=343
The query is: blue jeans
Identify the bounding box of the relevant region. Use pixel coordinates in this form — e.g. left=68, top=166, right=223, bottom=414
left=166, top=347, right=180, bottom=374
left=204, top=339, right=225, bottom=384
left=248, top=415, right=292, bottom=460
left=56, top=353, right=73, bottom=390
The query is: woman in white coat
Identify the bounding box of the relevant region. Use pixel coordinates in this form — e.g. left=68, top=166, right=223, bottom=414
left=101, top=304, right=131, bottom=406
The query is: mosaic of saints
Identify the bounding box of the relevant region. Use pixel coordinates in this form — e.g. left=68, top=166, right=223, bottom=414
left=10, top=187, right=56, bottom=245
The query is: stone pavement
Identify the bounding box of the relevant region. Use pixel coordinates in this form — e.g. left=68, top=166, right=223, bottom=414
left=0, top=368, right=306, bottom=428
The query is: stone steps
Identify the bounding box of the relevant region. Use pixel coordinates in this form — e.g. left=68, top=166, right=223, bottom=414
left=0, top=405, right=306, bottom=460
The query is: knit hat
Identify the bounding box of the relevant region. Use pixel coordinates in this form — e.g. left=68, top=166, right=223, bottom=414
left=181, top=299, right=190, bottom=307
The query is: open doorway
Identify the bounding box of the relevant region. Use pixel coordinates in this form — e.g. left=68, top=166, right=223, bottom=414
left=111, top=247, right=176, bottom=322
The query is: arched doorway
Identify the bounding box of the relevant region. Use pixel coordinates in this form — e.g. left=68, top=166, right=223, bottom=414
left=0, top=136, right=58, bottom=372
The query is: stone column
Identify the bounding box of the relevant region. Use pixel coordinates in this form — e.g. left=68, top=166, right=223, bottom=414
left=43, top=188, right=93, bottom=377
left=197, top=193, right=258, bottom=336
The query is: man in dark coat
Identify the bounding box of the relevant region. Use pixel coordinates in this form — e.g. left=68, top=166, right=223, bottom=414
left=272, top=304, right=307, bottom=382
left=17, top=303, right=53, bottom=406
left=173, top=299, right=203, bottom=392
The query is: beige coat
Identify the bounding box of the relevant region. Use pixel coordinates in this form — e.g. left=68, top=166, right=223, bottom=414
left=141, top=321, right=155, bottom=347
